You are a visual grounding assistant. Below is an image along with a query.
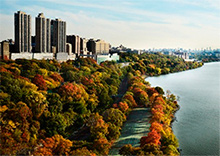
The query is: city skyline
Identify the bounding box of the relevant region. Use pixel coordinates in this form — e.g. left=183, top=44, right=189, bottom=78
left=0, top=0, right=220, bottom=49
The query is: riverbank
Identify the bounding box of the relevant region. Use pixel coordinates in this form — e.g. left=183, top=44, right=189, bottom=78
left=104, top=65, right=181, bottom=155
left=146, top=62, right=220, bottom=155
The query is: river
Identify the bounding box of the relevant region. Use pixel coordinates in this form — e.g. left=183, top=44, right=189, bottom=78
left=146, top=62, right=220, bottom=155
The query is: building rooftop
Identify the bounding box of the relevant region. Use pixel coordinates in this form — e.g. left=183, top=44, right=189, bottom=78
left=38, top=13, right=45, bottom=18
left=17, top=11, right=28, bottom=15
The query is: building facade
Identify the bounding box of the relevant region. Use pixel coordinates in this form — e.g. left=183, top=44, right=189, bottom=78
left=95, top=39, right=110, bottom=54
left=66, top=43, right=72, bottom=55
left=67, top=35, right=81, bottom=56
left=35, top=13, right=51, bottom=53
left=173, top=51, right=189, bottom=60
left=87, top=39, right=96, bottom=54
left=87, top=39, right=110, bottom=54
left=1, top=41, right=10, bottom=59
left=51, top=19, right=66, bottom=53
left=14, top=11, right=31, bottom=52
left=80, top=38, right=88, bottom=57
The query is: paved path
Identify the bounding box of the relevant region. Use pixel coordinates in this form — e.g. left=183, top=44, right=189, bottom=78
left=109, top=108, right=151, bottom=155
left=114, top=77, right=128, bottom=104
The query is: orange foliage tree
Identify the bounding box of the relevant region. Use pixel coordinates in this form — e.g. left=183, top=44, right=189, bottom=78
left=118, top=102, right=129, bottom=113
left=140, top=129, right=161, bottom=147
left=132, top=87, right=149, bottom=106
left=58, top=82, right=89, bottom=101
left=50, top=72, right=64, bottom=83
left=93, top=137, right=111, bottom=155
left=33, top=135, right=72, bottom=155
left=122, top=93, right=137, bottom=108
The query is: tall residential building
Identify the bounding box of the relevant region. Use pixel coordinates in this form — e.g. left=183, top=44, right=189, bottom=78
left=87, top=39, right=96, bottom=54
left=51, top=19, right=66, bottom=53
left=14, top=11, right=31, bottom=52
left=67, top=35, right=80, bottom=56
left=95, top=39, right=110, bottom=54
left=87, top=39, right=110, bottom=54
left=80, top=38, right=88, bottom=52
left=35, top=13, right=51, bottom=52
left=80, top=38, right=88, bottom=57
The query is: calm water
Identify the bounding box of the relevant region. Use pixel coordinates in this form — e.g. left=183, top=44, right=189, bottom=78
left=146, top=62, right=220, bottom=155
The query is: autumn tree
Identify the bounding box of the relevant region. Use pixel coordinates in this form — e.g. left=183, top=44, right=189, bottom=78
left=140, top=129, right=161, bottom=147
left=93, top=137, right=111, bottom=155
left=86, top=113, right=109, bottom=140
left=102, top=108, right=126, bottom=127
left=33, top=135, right=72, bottom=155
left=32, top=74, right=47, bottom=90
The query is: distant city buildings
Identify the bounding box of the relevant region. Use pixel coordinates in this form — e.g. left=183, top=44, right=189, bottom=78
left=4, top=10, right=112, bottom=61
left=14, top=11, right=31, bottom=52
left=2, top=10, right=218, bottom=62
left=35, top=13, right=51, bottom=53
left=173, top=51, right=189, bottom=60
left=110, top=44, right=142, bottom=55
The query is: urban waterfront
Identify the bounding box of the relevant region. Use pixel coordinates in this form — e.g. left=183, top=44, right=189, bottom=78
left=146, top=62, right=220, bottom=155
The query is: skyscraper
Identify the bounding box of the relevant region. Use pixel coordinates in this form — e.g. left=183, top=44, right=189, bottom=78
left=51, top=19, right=66, bottom=53
left=14, top=11, right=31, bottom=52
left=35, top=13, right=51, bottom=53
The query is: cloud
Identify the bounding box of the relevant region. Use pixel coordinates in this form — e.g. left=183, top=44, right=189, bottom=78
left=0, top=0, right=219, bottom=49
left=164, top=0, right=220, bottom=10
left=0, top=14, right=14, bottom=40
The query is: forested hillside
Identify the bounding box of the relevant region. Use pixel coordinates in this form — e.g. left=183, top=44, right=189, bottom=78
left=0, top=54, right=202, bottom=155
left=119, top=52, right=203, bottom=76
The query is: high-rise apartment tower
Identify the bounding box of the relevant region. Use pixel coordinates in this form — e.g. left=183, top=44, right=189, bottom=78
left=51, top=19, right=66, bottom=53
left=35, top=13, right=51, bottom=52
left=14, top=11, right=31, bottom=52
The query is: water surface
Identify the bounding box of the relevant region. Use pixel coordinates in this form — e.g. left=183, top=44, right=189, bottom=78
left=146, top=62, right=220, bottom=155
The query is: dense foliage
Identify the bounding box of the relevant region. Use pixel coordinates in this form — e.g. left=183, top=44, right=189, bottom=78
left=119, top=52, right=203, bottom=76
left=193, top=53, right=220, bottom=63
left=0, top=58, right=124, bottom=155
left=119, top=76, right=180, bottom=155
left=0, top=54, right=203, bottom=155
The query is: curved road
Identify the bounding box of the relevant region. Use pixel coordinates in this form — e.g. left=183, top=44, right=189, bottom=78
left=109, top=108, right=151, bottom=155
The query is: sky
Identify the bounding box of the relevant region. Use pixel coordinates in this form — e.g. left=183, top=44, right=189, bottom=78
left=0, top=0, right=220, bottom=49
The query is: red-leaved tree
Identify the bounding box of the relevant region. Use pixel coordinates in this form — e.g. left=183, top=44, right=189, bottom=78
left=32, top=74, right=47, bottom=90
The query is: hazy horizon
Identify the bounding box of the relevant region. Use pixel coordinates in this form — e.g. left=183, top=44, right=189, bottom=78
left=0, top=0, right=220, bottom=50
